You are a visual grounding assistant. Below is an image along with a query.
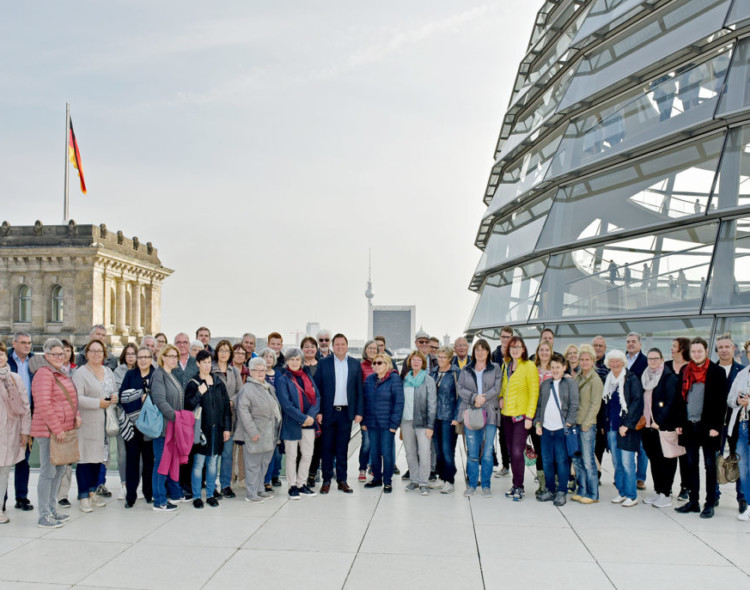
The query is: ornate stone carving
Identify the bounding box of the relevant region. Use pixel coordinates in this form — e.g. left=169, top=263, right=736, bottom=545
left=147, top=242, right=153, bottom=254
left=67, top=219, right=78, bottom=236
left=1, top=221, right=10, bottom=236
left=117, top=230, right=124, bottom=245
left=132, top=236, right=139, bottom=250
left=99, top=223, right=108, bottom=238
left=33, top=220, right=43, bottom=236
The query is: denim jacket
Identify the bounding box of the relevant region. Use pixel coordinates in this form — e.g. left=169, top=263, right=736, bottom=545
left=430, top=366, right=460, bottom=421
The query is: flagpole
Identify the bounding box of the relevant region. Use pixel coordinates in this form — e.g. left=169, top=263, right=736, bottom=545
left=63, top=103, right=70, bottom=222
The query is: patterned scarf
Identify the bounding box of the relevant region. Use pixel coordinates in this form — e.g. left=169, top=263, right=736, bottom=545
left=681, top=360, right=709, bottom=402
left=287, top=368, right=317, bottom=406
left=603, top=369, right=627, bottom=416
left=0, top=365, right=26, bottom=416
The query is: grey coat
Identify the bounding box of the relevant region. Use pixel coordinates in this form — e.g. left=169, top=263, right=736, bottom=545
left=72, top=365, right=117, bottom=463
left=535, top=376, right=580, bottom=430
left=234, top=378, right=281, bottom=454
left=212, top=363, right=242, bottom=430
left=401, top=373, right=437, bottom=430
left=457, top=363, right=502, bottom=426
left=150, top=367, right=185, bottom=438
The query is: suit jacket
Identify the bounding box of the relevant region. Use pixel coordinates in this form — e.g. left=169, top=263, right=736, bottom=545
left=627, top=351, right=648, bottom=378
left=313, top=355, right=363, bottom=421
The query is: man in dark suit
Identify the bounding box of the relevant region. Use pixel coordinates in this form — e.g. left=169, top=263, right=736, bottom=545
left=313, top=333, right=363, bottom=494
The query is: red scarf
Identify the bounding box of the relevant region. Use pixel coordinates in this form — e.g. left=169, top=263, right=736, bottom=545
left=288, top=368, right=317, bottom=407
left=681, top=360, right=709, bottom=401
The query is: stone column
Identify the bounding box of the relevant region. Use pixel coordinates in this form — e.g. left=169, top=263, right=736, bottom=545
left=131, top=281, right=141, bottom=336
left=115, top=277, right=126, bottom=334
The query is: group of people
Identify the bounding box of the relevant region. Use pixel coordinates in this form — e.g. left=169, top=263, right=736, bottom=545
left=1, top=323, right=749, bottom=530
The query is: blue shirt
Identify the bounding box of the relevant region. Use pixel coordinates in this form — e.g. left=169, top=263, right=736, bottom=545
left=11, top=351, right=31, bottom=401
left=333, top=355, right=349, bottom=406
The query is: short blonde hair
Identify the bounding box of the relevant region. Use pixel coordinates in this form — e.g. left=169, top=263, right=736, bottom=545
left=578, top=343, right=596, bottom=361
left=158, top=344, right=179, bottom=368
left=564, top=344, right=579, bottom=359
left=373, top=353, right=393, bottom=371
left=437, top=345, right=454, bottom=360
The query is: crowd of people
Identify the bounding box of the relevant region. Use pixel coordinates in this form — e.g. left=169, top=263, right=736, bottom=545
left=1, top=323, right=749, bottom=529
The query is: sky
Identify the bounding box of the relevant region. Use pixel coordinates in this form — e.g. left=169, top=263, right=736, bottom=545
left=0, top=1, right=541, bottom=343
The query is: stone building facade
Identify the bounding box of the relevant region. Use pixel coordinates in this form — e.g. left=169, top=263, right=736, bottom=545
left=0, top=220, right=173, bottom=351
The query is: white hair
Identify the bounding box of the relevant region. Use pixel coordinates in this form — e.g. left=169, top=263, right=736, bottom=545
left=604, top=349, right=627, bottom=368
left=316, top=329, right=331, bottom=339
left=43, top=338, right=64, bottom=353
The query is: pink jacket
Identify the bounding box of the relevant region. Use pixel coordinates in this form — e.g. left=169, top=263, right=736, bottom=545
left=158, top=410, right=195, bottom=481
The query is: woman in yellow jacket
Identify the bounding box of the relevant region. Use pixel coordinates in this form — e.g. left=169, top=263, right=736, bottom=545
left=500, top=336, right=540, bottom=501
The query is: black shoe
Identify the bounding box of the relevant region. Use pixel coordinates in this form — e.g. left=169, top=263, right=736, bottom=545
left=306, top=476, right=316, bottom=488
left=193, top=498, right=204, bottom=509
left=364, top=480, right=383, bottom=488
left=125, top=502, right=134, bottom=509
left=739, top=499, right=748, bottom=514
left=298, top=485, right=317, bottom=497
left=212, top=490, right=222, bottom=499
left=95, top=485, right=112, bottom=498
left=264, top=483, right=273, bottom=492
left=15, top=498, right=33, bottom=511
left=184, top=492, right=194, bottom=501
left=145, top=498, right=153, bottom=504
left=677, top=487, right=689, bottom=501
left=206, top=497, right=219, bottom=507
left=221, top=487, right=236, bottom=499
left=57, top=499, right=71, bottom=509
left=401, top=470, right=410, bottom=481
left=384, top=485, right=392, bottom=493
left=393, top=466, right=400, bottom=475
left=272, top=477, right=282, bottom=487
left=428, top=471, right=437, bottom=482
left=675, top=501, right=700, bottom=513
left=700, top=504, right=715, bottom=519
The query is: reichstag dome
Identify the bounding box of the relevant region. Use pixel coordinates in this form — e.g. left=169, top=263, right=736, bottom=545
left=466, top=0, right=750, bottom=353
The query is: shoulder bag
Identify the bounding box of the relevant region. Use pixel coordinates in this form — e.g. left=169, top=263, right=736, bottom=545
left=718, top=452, right=741, bottom=484
left=50, top=376, right=80, bottom=466
left=550, top=381, right=580, bottom=457
left=658, top=430, right=686, bottom=459
left=135, top=393, right=164, bottom=439
left=105, top=404, right=120, bottom=437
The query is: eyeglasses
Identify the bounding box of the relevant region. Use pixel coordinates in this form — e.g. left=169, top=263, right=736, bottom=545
left=372, top=361, right=385, bottom=366
left=164, top=354, right=178, bottom=359
left=416, top=340, right=428, bottom=344
left=234, top=350, right=247, bottom=355
left=48, top=352, right=66, bottom=358
left=137, top=355, right=152, bottom=360
left=318, top=338, right=330, bottom=342
left=88, top=350, right=104, bottom=355
left=647, top=357, right=661, bottom=361
left=125, top=352, right=136, bottom=356
left=510, top=346, right=523, bottom=350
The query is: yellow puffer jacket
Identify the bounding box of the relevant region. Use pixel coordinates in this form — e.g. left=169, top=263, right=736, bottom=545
left=500, top=359, right=540, bottom=418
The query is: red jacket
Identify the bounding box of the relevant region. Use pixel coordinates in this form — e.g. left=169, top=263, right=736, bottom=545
left=157, top=410, right=195, bottom=480
left=30, top=366, right=80, bottom=438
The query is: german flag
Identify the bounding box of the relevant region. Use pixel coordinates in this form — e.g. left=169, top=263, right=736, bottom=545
left=68, top=118, right=86, bottom=194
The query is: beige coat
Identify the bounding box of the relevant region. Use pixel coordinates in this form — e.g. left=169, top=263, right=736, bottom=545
left=73, top=365, right=117, bottom=464
left=0, top=371, right=31, bottom=466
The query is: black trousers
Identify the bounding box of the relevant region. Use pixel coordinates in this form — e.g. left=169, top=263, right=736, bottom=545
left=497, top=419, right=510, bottom=469
left=125, top=430, right=153, bottom=505
left=683, top=422, right=719, bottom=505
left=641, top=427, right=677, bottom=496
left=321, top=410, right=352, bottom=483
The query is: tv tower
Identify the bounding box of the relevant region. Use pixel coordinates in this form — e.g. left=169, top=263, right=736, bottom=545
left=365, top=249, right=374, bottom=306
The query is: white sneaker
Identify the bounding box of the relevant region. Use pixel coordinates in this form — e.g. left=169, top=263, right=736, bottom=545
left=440, top=482, right=455, bottom=494
left=738, top=508, right=750, bottom=521
left=79, top=498, right=93, bottom=513
left=622, top=497, right=639, bottom=507
left=611, top=495, right=626, bottom=504
left=652, top=494, right=672, bottom=508
left=643, top=492, right=660, bottom=504
left=428, top=480, right=443, bottom=489
left=0, top=512, right=9, bottom=524
left=118, top=485, right=127, bottom=501
left=90, top=494, right=107, bottom=508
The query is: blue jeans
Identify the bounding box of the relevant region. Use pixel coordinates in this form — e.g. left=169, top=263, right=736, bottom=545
left=607, top=430, right=637, bottom=500
left=264, top=445, right=282, bottom=484
left=434, top=419, right=458, bottom=484
left=573, top=427, right=599, bottom=500
left=75, top=463, right=101, bottom=499
left=152, top=436, right=183, bottom=507
left=192, top=453, right=219, bottom=498
left=636, top=441, right=648, bottom=482
left=219, top=434, right=234, bottom=489
left=738, top=421, right=750, bottom=505
left=541, top=428, right=570, bottom=494
left=359, top=429, right=371, bottom=471
left=465, top=424, right=497, bottom=489
left=368, top=428, right=395, bottom=485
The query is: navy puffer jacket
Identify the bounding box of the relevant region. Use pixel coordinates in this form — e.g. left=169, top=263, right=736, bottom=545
left=363, top=371, right=405, bottom=431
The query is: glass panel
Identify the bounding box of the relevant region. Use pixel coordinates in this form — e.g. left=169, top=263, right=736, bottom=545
left=486, top=130, right=563, bottom=217
left=548, top=48, right=731, bottom=179
left=716, top=38, right=750, bottom=117
left=711, top=124, right=750, bottom=211
left=51, top=285, right=63, bottom=323
left=18, top=285, right=31, bottom=323
left=475, top=194, right=553, bottom=275
left=713, top=316, right=750, bottom=364
left=538, top=133, right=724, bottom=250
left=531, top=223, right=719, bottom=321
left=573, top=0, right=646, bottom=43
left=726, top=0, right=750, bottom=27
left=468, top=259, right=547, bottom=329
left=704, top=217, right=750, bottom=311
left=559, top=0, right=732, bottom=111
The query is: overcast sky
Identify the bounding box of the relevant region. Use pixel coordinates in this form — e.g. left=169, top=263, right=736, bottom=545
left=0, top=1, right=541, bottom=343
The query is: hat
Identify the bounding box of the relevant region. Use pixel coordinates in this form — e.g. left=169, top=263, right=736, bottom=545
left=415, top=330, right=430, bottom=340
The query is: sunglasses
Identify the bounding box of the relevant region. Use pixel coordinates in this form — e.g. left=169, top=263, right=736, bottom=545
left=372, top=361, right=385, bottom=366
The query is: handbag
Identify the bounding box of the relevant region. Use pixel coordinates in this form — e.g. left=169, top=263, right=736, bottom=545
left=718, top=452, right=741, bottom=485
left=193, top=407, right=204, bottom=445
left=635, top=415, right=647, bottom=431
left=524, top=442, right=537, bottom=466
left=49, top=376, right=80, bottom=466
left=135, top=395, right=164, bottom=439
left=550, top=381, right=580, bottom=457
left=105, top=404, right=120, bottom=437
left=658, top=430, right=686, bottom=459
left=463, top=407, right=487, bottom=431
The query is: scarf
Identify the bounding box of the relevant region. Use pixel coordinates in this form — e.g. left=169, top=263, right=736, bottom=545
left=682, top=360, right=709, bottom=401
left=603, top=369, right=627, bottom=416
left=641, top=365, right=663, bottom=427
left=403, top=369, right=427, bottom=389
left=0, top=365, right=26, bottom=417
left=288, top=368, right=317, bottom=406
